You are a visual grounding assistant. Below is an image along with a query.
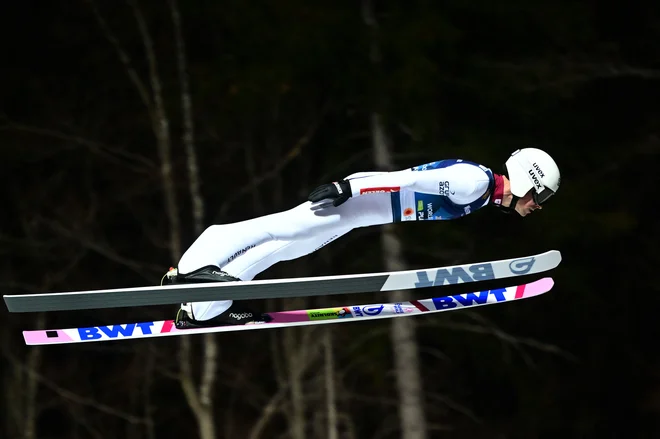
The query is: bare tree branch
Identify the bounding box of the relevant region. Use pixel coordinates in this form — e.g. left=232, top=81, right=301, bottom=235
left=247, top=389, right=287, bottom=439
left=486, top=56, right=660, bottom=91
left=4, top=121, right=156, bottom=173
left=85, top=0, right=153, bottom=110
left=7, top=354, right=146, bottom=425
left=70, top=404, right=107, bottom=439
left=39, top=217, right=163, bottom=279
left=178, top=341, right=203, bottom=412
left=249, top=327, right=323, bottom=439
left=428, top=317, right=577, bottom=364
left=339, top=412, right=358, bottom=439
left=426, top=392, right=481, bottom=424
left=217, top=102, right=331, bottom=218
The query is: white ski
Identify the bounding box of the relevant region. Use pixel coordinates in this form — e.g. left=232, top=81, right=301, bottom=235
left=4, top=250, right=561, bottom=313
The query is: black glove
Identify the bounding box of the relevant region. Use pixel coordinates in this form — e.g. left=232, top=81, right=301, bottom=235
left=308, top=180, right=352, bottom=207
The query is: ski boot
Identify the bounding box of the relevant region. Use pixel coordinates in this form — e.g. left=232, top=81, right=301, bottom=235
left=161, top=265, right=272, bottom=328
left=162, top=265, right=241, bottom=284
left=175, top=300, right=272, bottom=329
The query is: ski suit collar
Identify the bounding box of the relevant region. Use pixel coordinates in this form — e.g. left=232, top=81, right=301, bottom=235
left=491, top=174, right=504, bottom=206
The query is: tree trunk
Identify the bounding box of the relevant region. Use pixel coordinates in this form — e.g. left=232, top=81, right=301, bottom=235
left=324, top=327, right=339, bottom=439
left=95, top=1, right=218, bottom=437
left=167, top=1, right=219, bottom=438
left=361, top=1, right=427, bottom=437
left=23, top=313, right=44, bottom=439
left=371, top=112, right=428, bottom=439
left=168, top=0, right=204, bottom=235
left=284, top=324, right=307, bottom=439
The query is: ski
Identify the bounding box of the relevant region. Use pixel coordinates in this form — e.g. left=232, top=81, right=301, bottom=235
left=4, top=250, right=561, bottom=313
left=22, top=277, right=554, bottom=345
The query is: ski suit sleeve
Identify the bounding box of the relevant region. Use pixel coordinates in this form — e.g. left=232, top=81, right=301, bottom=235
left=345, top=163, right=492, bottom=205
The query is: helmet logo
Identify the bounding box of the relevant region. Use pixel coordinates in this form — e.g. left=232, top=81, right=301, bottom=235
left=532, top=163, right=545, bottom=178
left=528, top=169, right=543, bottom=190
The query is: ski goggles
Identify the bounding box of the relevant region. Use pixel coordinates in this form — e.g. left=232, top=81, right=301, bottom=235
left=532, top=186, right=555, bottom=205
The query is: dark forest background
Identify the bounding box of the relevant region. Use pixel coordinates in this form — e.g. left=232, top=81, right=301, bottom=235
left=1, top=1, right=659, bottom=438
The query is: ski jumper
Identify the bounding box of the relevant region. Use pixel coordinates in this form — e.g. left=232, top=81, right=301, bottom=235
left=177, top=159, right=500, bottom=320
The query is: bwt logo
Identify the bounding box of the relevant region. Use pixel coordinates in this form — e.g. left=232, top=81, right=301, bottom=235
left=432, top=288, right=507, bottom=310
left=78, top=323, right=155, bottom=340
left=415, top=263, right=494, bottom=287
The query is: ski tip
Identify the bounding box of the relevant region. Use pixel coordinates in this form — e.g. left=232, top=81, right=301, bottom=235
left=554, top=250, right=562, bottom=264
left=545, top=250, right=562, bottom=267
left=523, top=277, right=555, bottom=297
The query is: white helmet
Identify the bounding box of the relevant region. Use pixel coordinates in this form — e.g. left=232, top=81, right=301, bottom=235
left=504, top=148, right=560, bottom=205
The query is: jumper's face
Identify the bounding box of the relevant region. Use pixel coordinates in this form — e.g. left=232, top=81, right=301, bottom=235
left=515, top=190, right=542, bottom=217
